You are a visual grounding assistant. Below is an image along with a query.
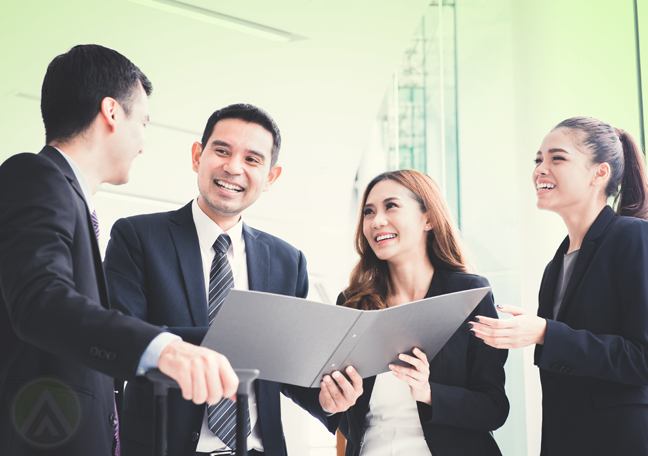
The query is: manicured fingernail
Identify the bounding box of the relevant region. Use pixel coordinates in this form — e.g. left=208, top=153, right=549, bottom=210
left=474, top=317, right=480, bottom=323
left=332, top=371, right=340, bottom=378
left=468, top=323, right=474, bottom=329
left=324, top=376, right=330, bottom=382
left=496, top=304, right=503, bottom=310
left=399, top=354, right=405, bottom=359
left=347, top=366, right=354, bottom=373
left=388, top=364, right=394, bottom=369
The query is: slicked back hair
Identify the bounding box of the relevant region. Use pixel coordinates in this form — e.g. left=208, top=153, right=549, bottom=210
left=555, top=117, right=648, bottom=220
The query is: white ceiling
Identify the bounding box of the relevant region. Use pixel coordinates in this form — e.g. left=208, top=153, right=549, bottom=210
left=0, top=0, right=429, bottom=293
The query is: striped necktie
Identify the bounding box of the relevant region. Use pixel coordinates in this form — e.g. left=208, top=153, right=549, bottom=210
left=90, top=210, right=120, bottom=456
left=206, top=233, right=250, bottom=450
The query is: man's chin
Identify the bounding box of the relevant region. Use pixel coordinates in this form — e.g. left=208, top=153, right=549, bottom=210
left=106, top=173, right=130, bottom=186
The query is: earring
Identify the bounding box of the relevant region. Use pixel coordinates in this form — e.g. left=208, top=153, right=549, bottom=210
left=425, top=226, right=431, bottom=231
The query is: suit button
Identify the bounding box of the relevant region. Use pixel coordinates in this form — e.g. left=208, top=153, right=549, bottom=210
left=551, top=363, right=560, bottom=372
left=191, top=431, right=199, bottom=441
left=546, top=380, right=558, bottom=391
left=107, top=352, right=117, bottom=361
left=360, top=441, right=363, bottom=446
left=109, top=413, right=117, bottom=426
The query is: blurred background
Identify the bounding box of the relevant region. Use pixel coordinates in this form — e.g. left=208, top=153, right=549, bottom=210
left=2, top=0, right=647, bottom=454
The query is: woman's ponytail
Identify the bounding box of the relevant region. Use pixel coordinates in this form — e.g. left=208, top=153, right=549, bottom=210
left=615, top=128, right=648, bottom=220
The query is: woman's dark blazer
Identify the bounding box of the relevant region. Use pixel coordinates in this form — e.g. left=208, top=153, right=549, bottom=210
left=336, top=270, right=509, bottom=456
left=535, top=206, right=648, bottom=455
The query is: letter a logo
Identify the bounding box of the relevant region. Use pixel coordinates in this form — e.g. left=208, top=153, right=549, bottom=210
left=12, top=378, right=81, bottom=448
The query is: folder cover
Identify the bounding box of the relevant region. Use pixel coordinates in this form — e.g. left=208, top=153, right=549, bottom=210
left=201, top=287, right=490, bottom=388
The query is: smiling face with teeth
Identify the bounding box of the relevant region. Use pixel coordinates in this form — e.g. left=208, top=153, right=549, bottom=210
left=192, top=118, right=282, bottom=230
left=533, top=127, right=610, bottom=216
left=362, top=179, right=430, bottom=265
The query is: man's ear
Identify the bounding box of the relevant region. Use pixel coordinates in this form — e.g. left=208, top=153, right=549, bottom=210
left=191, top=142, right=203, bottom=173
left=263, top=165, right=282, bottom=191
left=99, top=97, right=119, bottom=133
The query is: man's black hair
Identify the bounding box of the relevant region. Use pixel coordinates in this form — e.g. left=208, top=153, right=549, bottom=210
left=41, top=44, right=152, bottom=144
left=200, top=104, right=281, bottom=167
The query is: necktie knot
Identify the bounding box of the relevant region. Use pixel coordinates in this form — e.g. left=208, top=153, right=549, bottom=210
left=213, top=233, right=231, bottom=256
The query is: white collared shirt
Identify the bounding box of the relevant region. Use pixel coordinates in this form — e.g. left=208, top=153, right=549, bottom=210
left=191, top=198, right=263, bottom=453
left=54, top=148, right=95, bottom=213
left=53, top=148, right=180, bottom=373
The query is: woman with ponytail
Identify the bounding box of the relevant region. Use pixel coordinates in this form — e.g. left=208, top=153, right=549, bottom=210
left=472, top=117, right=648, bottom=455
left=335, top=170, right=509, bottom=456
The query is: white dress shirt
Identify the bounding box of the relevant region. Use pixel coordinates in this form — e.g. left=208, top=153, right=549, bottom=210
left=360, top=372, right=433, bottom=456
left=191, top=198, right=263, bottom=453
left=54, top=148, right=180, bottom=374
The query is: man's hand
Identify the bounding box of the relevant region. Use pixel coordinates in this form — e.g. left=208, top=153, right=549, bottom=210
left=470, top=304, right=547, bottom=349
left=319, top=366, right=363, bottom=414
left=157, top=340, right=238, bottom=405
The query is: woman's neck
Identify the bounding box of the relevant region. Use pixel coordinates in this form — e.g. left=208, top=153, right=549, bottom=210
left=386, top=255, right=435, bottom=307
left=559, top=200, right=606, bottom=253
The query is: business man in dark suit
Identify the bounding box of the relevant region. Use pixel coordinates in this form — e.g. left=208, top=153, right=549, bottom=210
left=0, top=45, right=237, bottom=456
left=104, top=103, right=362, bottom=456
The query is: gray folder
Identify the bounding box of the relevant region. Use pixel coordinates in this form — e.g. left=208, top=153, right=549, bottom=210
left=201, top=287, right=490, bottom=388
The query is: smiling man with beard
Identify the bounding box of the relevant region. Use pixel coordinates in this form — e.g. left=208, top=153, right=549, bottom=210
left=103, top=104, right=362, bottom=456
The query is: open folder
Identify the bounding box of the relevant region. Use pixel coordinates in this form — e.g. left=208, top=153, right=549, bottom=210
left=201, top=287, right=490, bottom=388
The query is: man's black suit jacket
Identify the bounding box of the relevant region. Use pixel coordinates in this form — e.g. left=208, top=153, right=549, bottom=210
left=0, top=146, right=163, bottom=455
left=336, top=271, right=509, bottom=456
left=535, top=206, right=648, bottom=455
left=104, top=202, right=331, bottom=456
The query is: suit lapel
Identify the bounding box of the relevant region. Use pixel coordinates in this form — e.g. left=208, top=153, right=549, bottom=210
left=556, top=206, right=616, bottom=321
left=169, top=203, right=209, bottom=326
left=40, top=146, right=110, bottom=308
left=538, top=236, right=569, bottom=319
left=243, top=223, right=269, bottom=292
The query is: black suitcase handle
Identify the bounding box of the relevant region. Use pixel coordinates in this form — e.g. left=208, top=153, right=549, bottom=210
left=145, top=368, right=260, bottom=456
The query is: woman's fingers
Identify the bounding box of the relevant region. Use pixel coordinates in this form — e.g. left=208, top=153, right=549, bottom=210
left=412, top=347, right=428, bottom=363
left=470, top=314, right=547, bottom=348
left=398, top=353, right=426, bottom=371
left=389, top=364, right=424, bottom=381
left=318, top=367, right=364, bottom=414
left=495, top=304, right=526, bottom=316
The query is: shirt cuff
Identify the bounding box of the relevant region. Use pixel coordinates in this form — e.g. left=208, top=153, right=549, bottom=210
left=136, top=332, right=182, bottom=376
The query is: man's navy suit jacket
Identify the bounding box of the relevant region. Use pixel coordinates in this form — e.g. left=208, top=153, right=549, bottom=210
left=104, top=202, right=330, bottom=456
left=0, top=146, right=162, bottom=455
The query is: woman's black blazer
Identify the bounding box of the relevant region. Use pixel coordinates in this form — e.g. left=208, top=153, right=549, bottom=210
left=535, top=206, right=648, bottom=455
left=336, top=270, right=509, bottom=456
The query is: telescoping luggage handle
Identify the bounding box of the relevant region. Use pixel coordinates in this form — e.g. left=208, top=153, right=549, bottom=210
left=145, top=368, right=260, bottom=456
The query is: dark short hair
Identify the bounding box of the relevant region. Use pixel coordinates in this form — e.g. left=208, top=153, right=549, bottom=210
left=200, top=103, right=281, bottom=167
left=41, top=44, right=152, bottom=144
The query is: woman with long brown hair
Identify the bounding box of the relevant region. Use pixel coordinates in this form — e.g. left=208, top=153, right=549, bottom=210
left=472, top=117, right=648, bottom=455
left=335, top=170, right=509, bottom=456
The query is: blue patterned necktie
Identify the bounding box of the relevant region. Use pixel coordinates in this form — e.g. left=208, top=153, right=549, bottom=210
left=206, top=234, right=250, bottom=450
left=91, top=209, right=120, bottom=456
